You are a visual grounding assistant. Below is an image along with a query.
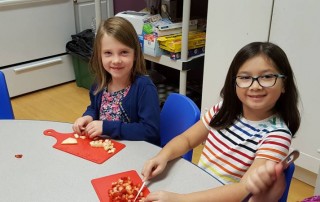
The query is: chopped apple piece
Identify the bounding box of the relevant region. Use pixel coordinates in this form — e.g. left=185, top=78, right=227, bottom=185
left=61, top=137, right=78, bottom=145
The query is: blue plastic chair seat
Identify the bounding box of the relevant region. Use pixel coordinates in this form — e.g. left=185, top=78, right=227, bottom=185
left=160, top=93, right=200, bottom=161
left=279, top=162, right=295, bottom=202
left=0, top=71, right=14, bottom=119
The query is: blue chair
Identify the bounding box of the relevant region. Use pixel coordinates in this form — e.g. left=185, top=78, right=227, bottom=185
left=160, top=93, right=200, bottom=161
left=0, top=71, right=14, bottom=119
left=279, top=162, right=295, bottom=202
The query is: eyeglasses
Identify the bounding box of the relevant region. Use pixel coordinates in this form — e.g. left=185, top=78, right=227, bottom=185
left=235, top=74, right=286, bottom=88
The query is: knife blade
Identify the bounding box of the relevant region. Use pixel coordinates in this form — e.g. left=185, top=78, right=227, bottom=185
left=133, top=181, right=146, bottom=202
left=280, top=150, right=300, bottom=169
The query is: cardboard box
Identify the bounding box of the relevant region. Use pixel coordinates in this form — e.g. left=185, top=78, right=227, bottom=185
left=143, top=34, right=163, bottom=57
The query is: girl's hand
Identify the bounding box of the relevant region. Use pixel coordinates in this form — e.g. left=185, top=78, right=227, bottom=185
left=84, top=120, right=103, bottom=139
left=144, top=191, right=183, bottom=202
left=141, top=155, right=168, bottom=181
left=73, top=116, right=93, bottom=135
left=246, top=160, right=285, bottom=202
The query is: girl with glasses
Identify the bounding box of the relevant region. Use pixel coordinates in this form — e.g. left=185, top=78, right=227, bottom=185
left=141, top=42, right=300, bottom=201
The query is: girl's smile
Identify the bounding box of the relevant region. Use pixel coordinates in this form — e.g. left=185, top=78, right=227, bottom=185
left=247, top=94, right=266, bottom=100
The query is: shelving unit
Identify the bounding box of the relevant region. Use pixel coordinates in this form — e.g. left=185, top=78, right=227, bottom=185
left=144, top=53, right=204, bottom=95
left=144, top=53, right=204, bottom=71
left=144, top=0, right=204, bottom=95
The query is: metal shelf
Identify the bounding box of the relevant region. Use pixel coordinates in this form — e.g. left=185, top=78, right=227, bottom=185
left=144, top=53, right=204, bottom=71
left=144, top=0, right=200, bottom=95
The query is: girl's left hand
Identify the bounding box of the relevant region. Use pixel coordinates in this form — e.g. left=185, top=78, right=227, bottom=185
left=144, top=191, right=184, bottom=202
left=84, top=120, right=103, bottom=139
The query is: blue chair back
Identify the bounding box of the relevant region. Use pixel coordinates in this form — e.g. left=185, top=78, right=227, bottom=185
left=160, top=93, right=200, bottom=161
left=0, top=71, right=14, bottom=119
left=279, top=162, right=295, bottom=202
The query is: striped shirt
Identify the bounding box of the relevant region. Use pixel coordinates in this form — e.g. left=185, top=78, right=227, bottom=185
left=198, top=102, right=292, bottom=185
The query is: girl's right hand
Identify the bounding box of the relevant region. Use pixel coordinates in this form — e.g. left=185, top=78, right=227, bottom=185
left=246, top=160, right=285, bottom=202
left=72, top=116, right=93, bottom=136
left=141, top=155, right=168, bottom=181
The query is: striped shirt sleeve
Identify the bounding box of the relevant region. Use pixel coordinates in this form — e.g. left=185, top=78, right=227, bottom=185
left=256, top=130, right=292, bottom=162
left=201, top=102, right=222, bottom=130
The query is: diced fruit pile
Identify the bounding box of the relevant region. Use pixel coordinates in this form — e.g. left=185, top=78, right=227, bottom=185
left=108, top=177, right=145, bottom=202
left=61, top=134, right=116, bottom=153
left=90, top=139, right=116, bottom=153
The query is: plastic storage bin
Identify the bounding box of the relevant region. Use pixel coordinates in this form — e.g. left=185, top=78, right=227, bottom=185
left=71, top=55, right=94, bottom=89
left=66, top=29, right=95, bottom=90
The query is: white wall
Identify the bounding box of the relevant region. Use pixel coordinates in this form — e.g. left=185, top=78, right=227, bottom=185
left=269, top=0, right=320, bottom=183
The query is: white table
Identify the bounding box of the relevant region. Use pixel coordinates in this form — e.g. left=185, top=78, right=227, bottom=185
left=0, top=120, right=222, bottom=201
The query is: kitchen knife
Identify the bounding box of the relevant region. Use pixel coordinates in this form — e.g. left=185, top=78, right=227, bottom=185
left=133, top=181, right=146, bottom=202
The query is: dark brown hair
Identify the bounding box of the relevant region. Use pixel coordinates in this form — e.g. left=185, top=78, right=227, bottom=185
left=89, top=16, right=146, bottom=94
left=209, top=42, right=300, bottom=136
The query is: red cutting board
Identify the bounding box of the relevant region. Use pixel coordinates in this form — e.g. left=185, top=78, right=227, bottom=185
left=91, top=170, right=150, bottom=202
left=43, top=129, right=125, bottom=164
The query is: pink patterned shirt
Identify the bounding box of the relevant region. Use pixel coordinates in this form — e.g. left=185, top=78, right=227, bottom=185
left=99, top=85, right=130, bottom=122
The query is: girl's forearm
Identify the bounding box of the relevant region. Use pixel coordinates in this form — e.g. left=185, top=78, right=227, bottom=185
left=158, top=120, right=208, bottom=162
left=158, top=134, right=192, bottom=162
left=180, top=182, right=248, bottom=202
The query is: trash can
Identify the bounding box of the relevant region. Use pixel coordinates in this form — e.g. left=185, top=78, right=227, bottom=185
left=66, top=29, right=95, bottom=89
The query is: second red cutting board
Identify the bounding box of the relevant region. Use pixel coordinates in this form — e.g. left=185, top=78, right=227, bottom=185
left=91, top=170, right=150, bottom=202
left=43, top=129, right=125, bottom=164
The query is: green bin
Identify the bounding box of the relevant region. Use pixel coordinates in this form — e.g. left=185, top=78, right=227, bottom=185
left=66, top=29, right=95, bottom=90
left=71, top=55, right=94, bottom=90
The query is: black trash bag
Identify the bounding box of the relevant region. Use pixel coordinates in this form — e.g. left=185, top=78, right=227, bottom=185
left=66, top=29, right=95, bottom=62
